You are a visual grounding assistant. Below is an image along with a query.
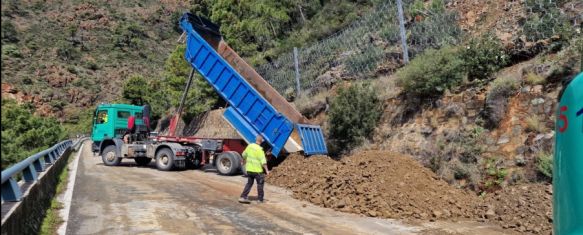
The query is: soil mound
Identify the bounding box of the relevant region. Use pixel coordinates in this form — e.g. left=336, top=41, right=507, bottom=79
left=475, top=184, right=552, bottom=234
left=268, top=151, right=478, bottom=220
left=268, top=151, right=552, bottom=234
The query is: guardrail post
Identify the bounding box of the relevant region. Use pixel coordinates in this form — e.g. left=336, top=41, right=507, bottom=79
left=1, top=178, right=22, bottom=202
left=22, top=165, right=38, bottom=182
left=44, top=152, right=54, bottom=164
left=33, top=158, right=46, bottom=172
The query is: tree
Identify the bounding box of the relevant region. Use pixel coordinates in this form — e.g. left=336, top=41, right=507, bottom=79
left=1, top=99, right=66, bottom=170
left=122, top=75, right=150, bottom=105
left=162, top=45, right=220, bottom=121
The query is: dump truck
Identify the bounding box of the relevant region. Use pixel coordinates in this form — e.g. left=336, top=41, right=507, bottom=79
left=91, top=13, right=327, bottom=175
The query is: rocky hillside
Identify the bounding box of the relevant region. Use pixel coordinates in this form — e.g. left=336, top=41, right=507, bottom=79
left=1, top=0, right=188, bottom=120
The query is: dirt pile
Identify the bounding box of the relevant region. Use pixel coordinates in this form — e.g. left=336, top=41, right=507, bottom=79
left=475, top=184, right=552, bottom=234
left=268, top=151, right=553, bottom=234
left=268, top=151, right=478, bottom=221
left=156, top=109, right=241, bottom=139
left=183, top=109, right=241, bottom=139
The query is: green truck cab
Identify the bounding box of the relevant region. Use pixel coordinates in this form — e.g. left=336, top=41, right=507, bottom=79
left=554, top=73, right=583, bottom=235
left=91, top=103, right=144, bottom=150
left=90, top=103, right=196, bottom=171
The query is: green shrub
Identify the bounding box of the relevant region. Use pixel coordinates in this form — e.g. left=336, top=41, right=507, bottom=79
left=56, top=41, right=80, bottom=61
left=460, top=34, right=509, bottom=80
left=328, top=83, right=382, bottom=155
left=523, top=0, right=572, bottom=42
left=487, top=76, right=519, bottom=101
left=1, top=19, right=19, bottom=43
left=2, top=44, right=22, bottom=58
left=408, top=11, right=461, bottom=52
left=1, top=99, right=66, bottom=170
left=379, top=23, right=400, bottom=44
left=483, top=157, right=508, bottom=190
left=396, top=46, right=465, bottom=97
left=113, top=22, right=147, bottom=49
left=344, top=45, right=384, bottom=76
left=536, top=152, right=553, bottom=180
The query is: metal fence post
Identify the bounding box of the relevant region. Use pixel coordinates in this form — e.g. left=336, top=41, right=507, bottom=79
left=293, top=47, right=301, bottom=98
left=396, top=0, right=409, bottom=63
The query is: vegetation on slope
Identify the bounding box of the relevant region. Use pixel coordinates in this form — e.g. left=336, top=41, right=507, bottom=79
left=1, top=99, right=65, bottom=169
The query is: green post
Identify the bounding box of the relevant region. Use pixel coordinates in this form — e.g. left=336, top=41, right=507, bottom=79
left=554, top=72, right=583, bottom=235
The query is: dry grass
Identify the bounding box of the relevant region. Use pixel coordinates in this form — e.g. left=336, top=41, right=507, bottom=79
left=525, top=72, right=546, bottom=85
left=525, top=115, right=546, bottom=133
left=293, top=90, right=330, bottom=114
left=371, top=75, right=401, bottom=100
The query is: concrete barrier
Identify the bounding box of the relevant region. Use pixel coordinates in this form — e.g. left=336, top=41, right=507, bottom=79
left=1, top=147, right=73, bottom=235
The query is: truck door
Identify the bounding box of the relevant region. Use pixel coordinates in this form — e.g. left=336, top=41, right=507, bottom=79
left=92, top=109, right=111, bottom=141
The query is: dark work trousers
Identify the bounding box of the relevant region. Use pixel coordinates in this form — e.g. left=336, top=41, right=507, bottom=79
left=240, top=172, right=265, bottom=201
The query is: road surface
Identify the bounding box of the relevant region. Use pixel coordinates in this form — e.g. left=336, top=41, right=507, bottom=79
left=66, top=142, right=511, bottom=235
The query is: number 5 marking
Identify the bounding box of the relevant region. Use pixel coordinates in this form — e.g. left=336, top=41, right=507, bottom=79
left=558, top=106, right=568, bottom=133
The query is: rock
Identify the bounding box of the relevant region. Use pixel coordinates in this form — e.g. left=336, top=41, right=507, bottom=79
left=420, top=126, right=433, bottom=136
left=544, top=131, right=554, bottom=139
left=432, top=210, right=443, bottom=218
left=485, top=208, right=496, bottom=219
left=368, top=210, right=378, bottom=217
left=534, top=134, right=545, bottom=142
left=497, top=135, right=510, bottom=145
left=533, top=227, right=542, bottom=233
left=531, top=98, right=545, bottom=105
left=521, top=85, right=532, bottom=93
left=445, top=103, right=465, bottom=117
left=443, top=209, right=452, bottom=218
left=483, top=94, right=509, bottom=128
left=533, top=85, right=543, bottom=93
left=336, top=199, right=346, bottom=208
left=515, top=155, right=526, bottom=166
left=516, top=146, right=528, bottom=155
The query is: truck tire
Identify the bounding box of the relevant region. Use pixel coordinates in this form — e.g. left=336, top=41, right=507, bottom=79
left=135, top=157, right=152, bottom=166
left=102, top=145, right=121, bottom=166
left=216, top=151, right=241, bottom=175
left=156, top=148, right=174, bottom=171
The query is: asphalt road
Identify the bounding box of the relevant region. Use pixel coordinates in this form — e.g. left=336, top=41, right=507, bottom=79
left=66, top=143, right=511, bottom=235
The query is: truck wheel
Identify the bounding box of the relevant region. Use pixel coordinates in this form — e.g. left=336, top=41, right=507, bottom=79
left=156, top=148, right=174, bottom=171
left=102, top=145, right=121, bottom=166
left=135, top=157, right=152, bottom=166
left=216, top=151, right=241, bottom=175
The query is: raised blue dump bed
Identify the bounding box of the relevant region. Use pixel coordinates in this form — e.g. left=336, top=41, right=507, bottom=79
left=180, top=14, right=292, bottom=157
left=180, top=13, right=328, bottom=157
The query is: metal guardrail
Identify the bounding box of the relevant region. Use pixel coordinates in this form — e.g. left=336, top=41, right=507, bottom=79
left=1, top=138, right=87, bottom=202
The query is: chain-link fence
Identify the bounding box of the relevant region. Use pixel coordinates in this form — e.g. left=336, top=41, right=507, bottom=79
left=256, top=0, right=581, bottom=98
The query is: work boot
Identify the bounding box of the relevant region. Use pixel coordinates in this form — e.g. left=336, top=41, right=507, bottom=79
left=238, top=197, right=250, bottom=203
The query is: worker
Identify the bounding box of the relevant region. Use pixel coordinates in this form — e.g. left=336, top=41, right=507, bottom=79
left=238, top=135, right=270, bottom=204
left=99, top=112, right=108, bottom=124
